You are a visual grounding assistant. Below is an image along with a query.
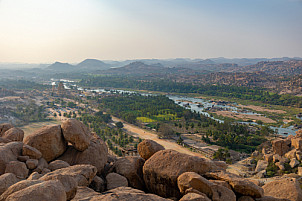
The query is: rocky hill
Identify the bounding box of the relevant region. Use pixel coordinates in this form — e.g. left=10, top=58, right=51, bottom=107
left=233, top=60, right=302, bottom=76
left=0, top=120, right=301, bottom=200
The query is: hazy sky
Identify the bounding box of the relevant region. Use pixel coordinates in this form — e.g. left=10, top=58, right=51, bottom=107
left=0, top=0, right=301, bottom=63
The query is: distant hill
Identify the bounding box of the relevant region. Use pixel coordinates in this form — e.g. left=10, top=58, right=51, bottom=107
left=233, top=60, right=302, bottom=76
left=47, top=62, right=74, bottom=72
left=76, top=59, right=111, bottom=71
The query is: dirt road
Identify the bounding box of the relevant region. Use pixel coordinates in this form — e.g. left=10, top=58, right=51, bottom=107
left=112, top=117, right=205, bottom=158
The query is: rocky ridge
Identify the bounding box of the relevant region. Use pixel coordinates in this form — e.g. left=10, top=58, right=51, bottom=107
left=0, top=120, right=300, bottom=200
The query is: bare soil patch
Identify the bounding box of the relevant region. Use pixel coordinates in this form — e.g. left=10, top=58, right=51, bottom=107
left=238, top=104, right=286, bottom=114
left=214, top=111, right=276, bottom=123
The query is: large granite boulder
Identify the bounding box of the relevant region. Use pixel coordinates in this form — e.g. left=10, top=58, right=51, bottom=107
left=58, top=135, right=108, bottom=174
left=1, top=128, right=24, bottom=142
left=115, top=156, right=145, bottom=190
left=272, top=139, right=290, bottom=156
left=138, top=139, right=165, bottom=160
left=5, top=161, right=29, bottom=179
left=291, top=137, right=302, bottom=151
left=0, top=180, right=43, bottom=201
left=0, top=123, right=14, bottom=136
left=255, top=160, right=268, bottom=173
left=262, top=178, right=302, bottom=201
left=0, top=173, right=19, bottom=195
left=177, top=172, right=236, bottom=201
left=61, top=119, right=91, bottom=151
left=179, top=193, right=211, bottom=201
left=106, top=173, right=128, bottom=190
left=143, top=149, right=226, bottom=198
left=0, top=142, right=23, bottom=174
left=48, top=160, right=70, bottom=171
left=23, top=125, right=67, bottom=162
left=39, top=164, right=97, bottom=186
left=5, top=180, right=66, bottom=201
left=205, top=171, right=264, bottom=198
left=22, top=145, right=42, bottom=160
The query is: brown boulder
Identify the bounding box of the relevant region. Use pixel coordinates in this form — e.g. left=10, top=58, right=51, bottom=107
left=48, top=160, right=70, bottom=171
left=106, top=173, right=128, bottom=190
left=262, top=178, right=302, bottom=201
left=72, top=186, right=101, bottom=201
left=23, top=124, right=67, bottom=162
left=27, top=172, right=42, bottom=180
left=143, top=149, right=226, bottom=198
left=205, top=171, right=264, bottom=198
left=61, top=119, right=91, bottom=151
left=0, top=180, right=43, bottom=201
left=177, top=172, right=236, bottom=201
left=0, top=123, right=14, bottom=136
left=115, top=156, right=145, bottom=190
left=5, top=161, right=29, bottom=179
left=291, top=137, right=302, bottom=151
left=285, top=149, right=297, bottom=159
left=91, top=187, right=170, bottom=201
left=17, top=156, right=29, bottom=162
left=238, top=196, right=255, bottom=201
left=40, top=164, right=97, bottom=186
left=0, top=142, right=23, bottom=174
left=5, top=180, right=66, bottom=201
left=138, top=139, right=165, bottom=160
left=89, top=176, right=105, bottom=193
left=209, top=180, right=232, bottom=190
left=26, top=159, right=38, bottom=170
left=39, top=174, right=78, bottom=200
left=58, top=136, right=108, bottom=174
left=22, top=144, right=42, bottom=160
left=256, top=196, right=290, bottom=201
left=1, top=128, right=24, bottom=142
left=0, top=173, right=19, bottom=195
left=0, top=137, right=11, bottom=144
left=179, top=193, right=211, bottom=201
left=272, top=139, right=290, bottom=156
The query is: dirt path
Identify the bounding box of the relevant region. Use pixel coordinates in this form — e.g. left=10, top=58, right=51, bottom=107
left=112, top=117, right=206, bottom=158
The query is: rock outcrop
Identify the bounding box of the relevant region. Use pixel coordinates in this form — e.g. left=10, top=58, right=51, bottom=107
left=138, top=139, right=165, bottom=160
left=23, top=125, right=67, bottom=162
left=1, top=128, right=24, bottom=142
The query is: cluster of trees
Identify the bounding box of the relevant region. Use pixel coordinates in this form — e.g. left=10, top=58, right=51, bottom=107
left=81, top=76, right=302, bottom=107
left=0, top=79, right=50, bottom=90
left=100, top=94, right=194, bottom=124
left=14, top=103, right=47, bottom=125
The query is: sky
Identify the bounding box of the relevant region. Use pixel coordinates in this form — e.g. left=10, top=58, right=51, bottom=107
left=0, top=0, right=301, bottom=63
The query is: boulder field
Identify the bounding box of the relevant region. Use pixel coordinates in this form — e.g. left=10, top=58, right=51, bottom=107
left=0, top=120, right=301, bottom=201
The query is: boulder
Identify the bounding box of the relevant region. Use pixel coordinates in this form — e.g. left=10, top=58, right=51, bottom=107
left=285, top=149, right=297, bottom=159
left=22, top=144, right=42, bottom=160
left=289, top=158, right=300, bottom=168
left=39, top=174, right=78, bottom=200
left=89, top=176, right=105, bottom=193
left=0, top=180, right=43, bottom=201
left=255, top=160, right=268, bottom=173
left=295, top=151, right=302, bottom=160
left=5, top=180, right=66, bottom=201
left=0, top=142, right=23, bottom=174
left=238, top=196, right=255, bottom=201
left=5, top=161, right=29, bottom=179
left=17, top=156, right=29, bottom=162
left=272, top=139, right=290, bottom=156
left=205, top=171, right=264, bottom=198
left=61, top=119, right=91, bottom=151
left=291, top=137, right=302, bottom=151
left=48, top=160, right=70, bottom=171
left=209, top=180, right=232, bottom=190
left=2, top=128, right=24, bottom=142
left=177, top=172, right=236, bottom=201
left=0, top=123, right=14, bottom=136
left=0, top=137, right=11, bottom=144
left=26, top=159, right=38, bottom=170
left=72, top=186, right=101, bottom=201
left=41, top=168, right=51, bottom=174
left=58, top=136, right=108, bottom=174
left=23, top=124, right=67, bottom=162
left=137, top=139, right=165, bottom=160
left=90, top=187, right=170, bottom=201
left=115, top=156, right=145, bottom=190
left=0, top=173, right=19, bottom=195
left=106, top=173, right=128, bottom=190
left=273, top=154, right=281, bottom=163
left=143, top=149, right=226, bottom=198
left=255, top=170, right=266, bottom=179
left=179, top=193, right=211, bottom=201
left=298, top=167, right=302, bottom=176
left=40, top=164, right=97, bottom=186
left=275, top=162, right=285, bottom=171
left=262, top=178, right=302, bottom=201
left=256, top=196, right=290, bottom=201
left=27, top=172, right=42, bottom=180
